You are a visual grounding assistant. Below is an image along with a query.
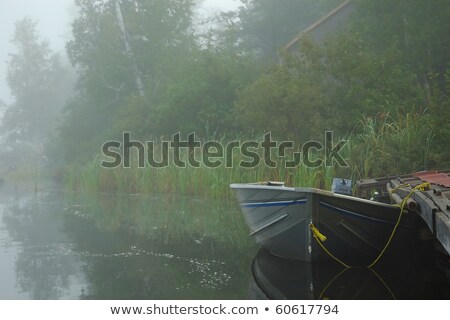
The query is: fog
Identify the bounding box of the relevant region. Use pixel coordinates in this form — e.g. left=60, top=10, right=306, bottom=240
left=0, top=0, right=240, bottom=104
left=0, top=0, right=72, bottom=103
left=0, top=0, right=447, bottom=174
left=0, top=0, right=448, bottom=302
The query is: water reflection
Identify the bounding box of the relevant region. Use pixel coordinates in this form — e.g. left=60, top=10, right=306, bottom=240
left=250, top=245, right=450, bottom=299
left=1, top=186, right=449, bottom=299
left=1, top=190, right=81, bottom=299
left=0, top=187, right=256, bottom=299
left=61, top=192, right=256, bottom=299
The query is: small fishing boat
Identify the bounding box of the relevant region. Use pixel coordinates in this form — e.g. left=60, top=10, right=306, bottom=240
left=230, top=180, right=417, bottom=263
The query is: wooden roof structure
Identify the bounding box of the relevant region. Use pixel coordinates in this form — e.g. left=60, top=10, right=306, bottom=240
left=285, top=0, right=354, bottom=51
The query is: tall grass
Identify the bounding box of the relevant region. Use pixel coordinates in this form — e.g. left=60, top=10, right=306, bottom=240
left=65, top=112, right=437, bottom=198
left=65, top=161, right=335, bottom=199
left=64, top=143, right=335, bottom=199
left=346, top=112, right=435, bottom=179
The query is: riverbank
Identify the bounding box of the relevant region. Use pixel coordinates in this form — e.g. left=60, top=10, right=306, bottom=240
left=64, top=157, right=335, bottom=199
left=63, top=113, right=441, bottom=199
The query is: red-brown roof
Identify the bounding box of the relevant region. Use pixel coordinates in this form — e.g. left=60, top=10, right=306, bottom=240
left=414, top=171, right=450, bottom=188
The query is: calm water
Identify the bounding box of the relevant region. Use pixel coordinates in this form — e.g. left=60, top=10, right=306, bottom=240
left=0, top=183, right=449, bottom=300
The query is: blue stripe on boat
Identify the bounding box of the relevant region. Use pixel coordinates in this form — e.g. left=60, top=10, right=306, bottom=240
left=241, top=199, right=307, bottom=208
left=319, top=201, right=396, bottom=225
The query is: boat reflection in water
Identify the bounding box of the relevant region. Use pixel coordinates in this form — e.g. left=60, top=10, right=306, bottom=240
left=249, top=244, right=450, bottom=299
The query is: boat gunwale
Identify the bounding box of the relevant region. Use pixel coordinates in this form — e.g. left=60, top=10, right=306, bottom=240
left=229, top=183, right=399, bottom=210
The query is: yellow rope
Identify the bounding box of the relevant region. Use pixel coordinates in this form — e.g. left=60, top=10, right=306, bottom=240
left=389, top=183, right=410, bottom=194
left=311, top=224, right=327, bottom=242
left=310, top=223, right=351, bottom=268
left=310, top=181, right=430, bottom=269
left=368, top=181, right=430, bottom=267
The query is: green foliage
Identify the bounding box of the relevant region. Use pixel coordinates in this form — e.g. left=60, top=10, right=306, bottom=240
left=423, top=68, right=450, bottom=169
left=354, top=0, right=449, bottom=84
left=113, top=50, right=250, bottom=139
left=56, top=0, right=449, bottom=190
left=65, top=135, right=335, bottom=199
left=59, top=0, right=197, bottom=162
left=147, top=50, right=259, bottom=137
left=1, top=17, right=73, bottom=144
left=234, top=0, right=448, bottom=146
left=234, top=49, right=330, bottom=141
left=320, top=32, right=426, bottom=132
left=347, top=113, right=435, bottom=179
left=233, top=32, right=426, bottom=140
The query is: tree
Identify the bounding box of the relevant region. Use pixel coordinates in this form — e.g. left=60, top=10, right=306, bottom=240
left=59, top=0, right=197, bottom=161
left=349, top=0, right=449, bottom=165
left=233, top=31, right=426, bottom=141
left=66, top=0, right=195, bottom=102
left=1, top=17, right=73, bottom=147
left=354, top=0, right=449, bottom=88
left=119, top=48, right=259, bottom=138
left=233, top=44, right=332, bottom=142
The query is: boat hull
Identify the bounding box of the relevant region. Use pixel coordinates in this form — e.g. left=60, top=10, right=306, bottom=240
left=230, top=183, right=416, bottom=263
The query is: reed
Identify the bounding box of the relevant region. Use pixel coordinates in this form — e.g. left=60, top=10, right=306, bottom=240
left=64, top=144, right=335, bottom=199
left=346, top=112, right=435, bottom=179
left=65, top=113, right=433, bottom=198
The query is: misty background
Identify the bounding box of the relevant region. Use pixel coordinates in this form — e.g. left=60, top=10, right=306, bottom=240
left=0, top=0, right=239, bottom=104
left=0, top=0, right=72, bottom=104
left=0, top=0, right=448, bottom=183
left=0, top=0, right=448, bottom=302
